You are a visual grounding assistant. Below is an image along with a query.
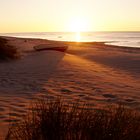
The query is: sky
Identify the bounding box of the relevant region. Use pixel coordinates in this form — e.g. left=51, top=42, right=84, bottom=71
left=0, top=0, right=140, bottom=32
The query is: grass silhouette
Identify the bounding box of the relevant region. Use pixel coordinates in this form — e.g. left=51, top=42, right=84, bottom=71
left=6, top=98, right=140, bottom=140
left=0, top=38, right=18, bottom=60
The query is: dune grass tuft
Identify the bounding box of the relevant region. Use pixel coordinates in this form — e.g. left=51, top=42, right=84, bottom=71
left=6, top=98, right=140, bottom=140
left=0, top=37, right=18, bottom=60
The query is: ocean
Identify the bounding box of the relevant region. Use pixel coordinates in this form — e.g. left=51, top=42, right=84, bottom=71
left=0, top=32, right=140, bottom=48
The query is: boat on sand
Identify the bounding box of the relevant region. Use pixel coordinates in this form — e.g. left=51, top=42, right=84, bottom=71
left=34, top=43, right=68, bottom=52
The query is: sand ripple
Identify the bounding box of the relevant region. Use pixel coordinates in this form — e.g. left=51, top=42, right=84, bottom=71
left=0, top=38, right=140, bottom=138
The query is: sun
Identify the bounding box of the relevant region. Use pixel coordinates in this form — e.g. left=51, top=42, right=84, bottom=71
left=68, top=18, right=88, bottom=32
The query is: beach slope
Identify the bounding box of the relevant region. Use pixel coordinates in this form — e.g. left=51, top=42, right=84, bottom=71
left=0, top=36, right=140, bottom=138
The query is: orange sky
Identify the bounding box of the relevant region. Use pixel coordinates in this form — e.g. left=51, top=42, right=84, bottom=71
left=0, top=0, right=140, bottom=32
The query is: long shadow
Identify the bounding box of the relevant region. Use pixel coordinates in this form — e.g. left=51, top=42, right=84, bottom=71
left=0, top=49, right=66, bottom=139
left=0, top=50, right=65, bottom=94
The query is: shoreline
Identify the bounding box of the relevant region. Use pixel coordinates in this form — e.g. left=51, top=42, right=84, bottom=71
left=0, top=35, right=140, bottom=77
left=0, top=35, right=140, bottom=82
left=1, top=35, right=140, bottom=50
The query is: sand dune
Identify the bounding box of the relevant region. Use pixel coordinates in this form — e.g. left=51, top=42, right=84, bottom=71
left=0, top=36, right=140, bottom=138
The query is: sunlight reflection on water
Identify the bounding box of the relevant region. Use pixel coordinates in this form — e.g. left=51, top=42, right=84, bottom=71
left=1, top=32, right=140, bottom=48
left=76, top=32, right=81, bottom=42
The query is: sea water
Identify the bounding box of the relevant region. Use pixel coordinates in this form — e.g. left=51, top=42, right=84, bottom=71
left=1, top=32, right=140, bottom=48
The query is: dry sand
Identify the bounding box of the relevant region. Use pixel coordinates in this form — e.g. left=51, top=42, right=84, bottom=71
left=0, top=36, right=140, bottom=138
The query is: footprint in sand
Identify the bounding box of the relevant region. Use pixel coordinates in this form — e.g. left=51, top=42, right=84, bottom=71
left=3, top=118, right=21, bottom=123
left=61, top=88, right=72, bottom=94
left=0, top=115, right=7, bottom=119
left=102, top=94, right=117, bottom=99
left=125, top=99, right=135, bottom=103
left=0, top=107, right=5, bottom=112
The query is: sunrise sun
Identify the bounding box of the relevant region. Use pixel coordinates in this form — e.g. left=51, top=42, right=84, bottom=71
left=68, top=18, right=88, bottom=32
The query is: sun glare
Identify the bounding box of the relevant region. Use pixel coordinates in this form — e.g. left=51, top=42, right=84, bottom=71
left=75, top=32, right=81, bottom=42
left=68, top=18, right=88, bottom=32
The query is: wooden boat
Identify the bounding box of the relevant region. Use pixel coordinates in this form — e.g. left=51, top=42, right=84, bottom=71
left=34, top=44, right=68, bottom=52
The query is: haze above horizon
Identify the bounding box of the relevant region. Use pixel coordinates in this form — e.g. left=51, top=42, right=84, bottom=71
left=0, top=0, right=140, bottom=33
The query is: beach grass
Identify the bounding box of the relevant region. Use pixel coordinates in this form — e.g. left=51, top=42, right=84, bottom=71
left=0, top=37, right=18, bottom=60
left=6, top=98, right=140, bottom=140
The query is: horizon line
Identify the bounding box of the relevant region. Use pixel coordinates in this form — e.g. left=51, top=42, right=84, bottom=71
left=1, top=31, right=140, bottom=34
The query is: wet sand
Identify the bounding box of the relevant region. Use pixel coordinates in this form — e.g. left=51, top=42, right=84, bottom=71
left=0, top=36, right=140, bottom=138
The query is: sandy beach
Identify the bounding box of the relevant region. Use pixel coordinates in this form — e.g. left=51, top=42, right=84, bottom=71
left=0, top=36, right=140, bottom=137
